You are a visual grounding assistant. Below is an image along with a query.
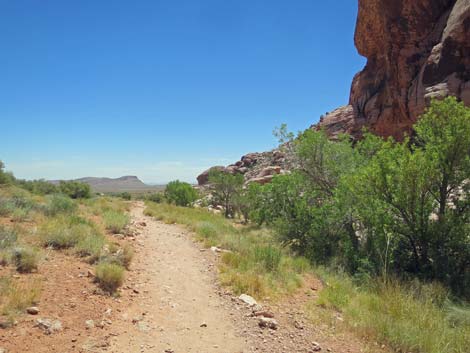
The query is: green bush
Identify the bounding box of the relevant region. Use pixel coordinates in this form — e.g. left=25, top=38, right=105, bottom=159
left=164, top=180, right=198, bottom=207
left=248, top=98, right=470, bottom=298
left=16, top=179, right=58, bottom=195
left=59, top=181, right=91, bottom=199
left=103, top=210, right=129, bottom=234
left=0, top=226, right=17, bottom=249
left=0, top=161, right=15, bottom=185
left=95, top=262, right=125, bottom=293
left=12, top=247, right=39, bottom=273
left=0, top=197, right=15, bottom=216
left=147, top=192, right=164, bottom=203
left=118, top=192, right=131, bottom=200
left=43, top=194, right=77, bottom=216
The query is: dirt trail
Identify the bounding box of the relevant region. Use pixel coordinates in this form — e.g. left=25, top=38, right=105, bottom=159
left=108, top=203, right=379, bottom=353
left=109, top=203, right=247, bottom=353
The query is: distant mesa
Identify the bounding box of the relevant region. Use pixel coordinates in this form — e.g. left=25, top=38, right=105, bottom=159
left=50, top=175, right=162, bottom=193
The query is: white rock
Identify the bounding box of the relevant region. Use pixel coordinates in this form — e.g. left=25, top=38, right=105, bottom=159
left=36, top=318, right=62, bottom=334
left=26, top=306, right=39, bottom=315
left=85, top=320, right=95, bottom=329
left=239, top=294, right=258, bottom=307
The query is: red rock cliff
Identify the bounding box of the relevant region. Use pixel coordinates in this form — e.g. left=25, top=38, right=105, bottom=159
left=318, top=0, right=470, bottom=139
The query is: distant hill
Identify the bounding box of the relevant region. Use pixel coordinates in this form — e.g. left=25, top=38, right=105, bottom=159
left=50, top=176, right=164, bottom=193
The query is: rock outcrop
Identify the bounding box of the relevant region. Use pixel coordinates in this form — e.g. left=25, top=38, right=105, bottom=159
left=196, top=150, right=292, bottom=186
left=198, top=0, right=469, bottom=184
left=318, top=0, right=470, bottom=140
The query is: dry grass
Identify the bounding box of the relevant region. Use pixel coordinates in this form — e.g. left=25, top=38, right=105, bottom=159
left=95, top=262, right=125, bottom=293
left=0, top=278, right=41, bottom=321
left=309, top=269, right=470, bottom=353
left=102, top=210, right=130, bottom=234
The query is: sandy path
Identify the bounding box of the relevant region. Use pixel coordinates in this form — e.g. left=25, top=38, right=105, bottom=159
left=108, top=203, right=246, bottom=353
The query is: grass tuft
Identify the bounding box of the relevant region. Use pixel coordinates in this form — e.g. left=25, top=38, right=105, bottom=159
left=95, top=262, right=125, bottom=293
left=311, top=269, right=470, bottom=353
left=0, top=278, right=41, bottom=318
left=103, top=210, right=129, bottom=234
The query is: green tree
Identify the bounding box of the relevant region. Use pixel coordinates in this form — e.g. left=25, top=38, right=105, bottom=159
left=0, top=161, right=15, bottom=185
left=208, top=170, right=244, bottom=218
left=59, top=181, right=91, bottom=199
left=164, top=180, right=198, bottom=207
left=349, top=98, right=470, bottom=294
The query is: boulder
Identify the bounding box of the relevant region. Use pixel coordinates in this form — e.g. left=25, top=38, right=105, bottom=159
left=35, top=318, right=62, bottom=335
left=249, top=175, right=274, bottom=185
left=238, top=294, right=258, bottom=307
left=196, top=166, right=226, bottom=186
left=258, top=166, right=282, bottom=177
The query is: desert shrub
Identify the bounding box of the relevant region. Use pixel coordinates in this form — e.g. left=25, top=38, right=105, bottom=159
left=0, top=192, right=37, bottom=221
left=0, top=226, right=17, bottom=249
left=164, top=180, right=198, bottom=207
left=0, top=161, right=15, bottom=185
left=75, top=233, right=106, bottom=263
left=59, top=180, right=91, bottom=199
left=95, top=262, right=125, bottom=293
left=110, top=244, right=134, bottom=269
left=43, top=194, right=76, bottom=216
left=16, top=179, right=58, bottom=195
left=11, top=208, right=30, bottom=222
left=12, top=247, right=39, bottom=273
left=147, top=192, right=164, bottom=203
left=0, top=197, right=15, bottom=216
left=39, top=216, right=95, bottom=249
left=103, top=210, right=129, bottom=234
left=118, top=192, right=131, bottom=200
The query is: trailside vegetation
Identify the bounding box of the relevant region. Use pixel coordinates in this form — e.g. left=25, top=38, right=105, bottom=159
left=164, top=180, right=198, bottom=207
left=245, top=97, right=470, bottom=298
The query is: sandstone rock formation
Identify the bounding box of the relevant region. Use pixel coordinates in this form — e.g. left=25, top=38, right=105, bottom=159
left=318, top=0, right=470, bottom=140
left=198, top=0, right=469, bottom=184
left=196, top=150, right=292, bottom=186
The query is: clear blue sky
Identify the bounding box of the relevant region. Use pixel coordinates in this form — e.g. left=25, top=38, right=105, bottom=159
left=1, top=0, right=364, bottom=184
